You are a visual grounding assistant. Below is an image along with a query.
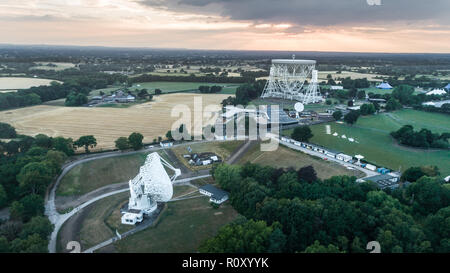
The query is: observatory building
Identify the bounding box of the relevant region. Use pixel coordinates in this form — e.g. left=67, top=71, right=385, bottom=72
left=121, top=152, right=181, bottom=225
left=261, top=56, right=323, bottom=104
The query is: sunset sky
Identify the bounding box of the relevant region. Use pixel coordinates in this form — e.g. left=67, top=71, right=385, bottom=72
left=1, top=0, right=449, bottom=53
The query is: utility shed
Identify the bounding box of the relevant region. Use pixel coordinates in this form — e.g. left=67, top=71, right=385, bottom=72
left=199, top=184, right=229, bottom=204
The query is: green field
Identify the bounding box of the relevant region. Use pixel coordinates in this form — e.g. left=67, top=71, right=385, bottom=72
left=362, top=86, right=424, bottom=95
left=110, top=196, right=238, bottom=253
left=238, top=142, right=364, bottom=179
left=285, top=109, right=450, bottom=175
left=129, top=82, right=239, bottom=95
left=72, top=185, right=199, bottom=250
left=29, top=62, right=76, bottom=71
left=78, top=192, right=130, bottom=249
left=57, top=142, right=243, bottom=197
left=57, top=153, right=149, bottom=196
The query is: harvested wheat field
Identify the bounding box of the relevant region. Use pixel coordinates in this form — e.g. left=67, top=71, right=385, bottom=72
left=0, top=93, right=230, bottom=151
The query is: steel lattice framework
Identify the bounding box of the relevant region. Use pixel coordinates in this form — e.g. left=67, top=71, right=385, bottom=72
left=127, top=152, right=181, bottom=214
left=261, top=58, right=322, bottom=103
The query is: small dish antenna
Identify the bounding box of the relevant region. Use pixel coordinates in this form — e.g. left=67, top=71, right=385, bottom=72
left=294, top=102, right=304, bottom=118
left=294, top=102, right=304, bottom=112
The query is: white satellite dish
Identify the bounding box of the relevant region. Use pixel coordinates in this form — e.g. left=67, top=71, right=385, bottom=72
left=294, top=102, right=304, bottom=112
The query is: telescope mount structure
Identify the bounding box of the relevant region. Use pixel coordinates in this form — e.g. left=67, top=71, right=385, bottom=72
left=121, top=152, right=181, bottom=225
left=261, top=56, right=323, bottom=104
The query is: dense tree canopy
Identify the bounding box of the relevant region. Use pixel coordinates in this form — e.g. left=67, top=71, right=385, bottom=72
left=291, top=126, right=313, bottom=142
left=391, top=125, right=449, bottom=149
left=0, top=124, right=67, bottom=252
left=0, top=123, right=17, bottom=139
left=206, top=162, right=450, bottom=253
left=64, top=92, right=88, bottom=106
left=344, top=110, right=360, bottom=125
left=115, top=137, right=129, bottom=151
left=74, top=135, right=97, bottom=153
left=128, top=132, right=144, bottom=150
left=332, top=110, right=342, bottom=121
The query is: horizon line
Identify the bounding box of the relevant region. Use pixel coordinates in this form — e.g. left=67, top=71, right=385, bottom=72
left=1, top=43, right=449, bottom=55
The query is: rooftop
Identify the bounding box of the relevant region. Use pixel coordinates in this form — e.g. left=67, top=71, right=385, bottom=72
left=200, top=184, right=229, bottom=200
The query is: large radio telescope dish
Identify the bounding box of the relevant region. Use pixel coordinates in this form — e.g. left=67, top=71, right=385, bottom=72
left=127, top=152, right=180, bottom=214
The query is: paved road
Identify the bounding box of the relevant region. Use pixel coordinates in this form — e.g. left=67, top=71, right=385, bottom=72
left=45, top=136, right=380, bottom=253
left=274, top=136, right=379, bottom=178
left=226, top=140, right=257, bottom=164
left=45, top=140, right=217, bottom=253
left=47, top=174, right=211, bottom=253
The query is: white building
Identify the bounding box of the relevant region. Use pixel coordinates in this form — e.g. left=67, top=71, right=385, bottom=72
left=199, top=184, right=229, bottom=205
left=336, top=153, right=353, bottom=162
left=160, top=141, right=174, bottom=148
left=330, top=86, right=344, bottom=90
left=365, top=164, right=377, bottom=171
left=426, top=89, right=447, bottom=96
left=121, top=210, right=143, bottom=225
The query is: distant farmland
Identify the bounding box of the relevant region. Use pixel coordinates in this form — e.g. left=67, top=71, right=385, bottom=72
left=0, top=77, right=60, bottom=92
left=0, top=93, right=230, bottom=151
left=129, top=81, right=239, bottom=95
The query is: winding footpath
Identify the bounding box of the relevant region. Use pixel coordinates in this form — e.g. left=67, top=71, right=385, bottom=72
left=45, top=136, right=378, bottom=253
left=45, top=141, right=213, bottom=253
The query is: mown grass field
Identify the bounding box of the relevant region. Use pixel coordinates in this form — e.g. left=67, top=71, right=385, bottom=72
left=29, top=62, right=76, bottom=71
left=57, top=153, right=149, bottom=196
left=238, top=142, right=364, bottom=179
left=110, top=196, right=238, bottom=253
left=318, top=70, right=386, bottom=82
left=78, top=192, right=130, bottom=249
left=362, top=87, right=424, bottom=95
left=56, top=141, right=241, bottom=197
left=129, top=81, right=239, bottom=95
left=285, top=109, right=450, bottom=175
left=0, top=93, right=230, bottom=150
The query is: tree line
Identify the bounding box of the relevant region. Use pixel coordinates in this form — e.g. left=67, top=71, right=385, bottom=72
left=221, top=80, right=266, bottom=106
left=198, top=85, right=223, bottom=94
left=200, top=162, right=450, bottom=253
left=391, top=125, right=449, bottom=149
left=0, top=125, right=73, bottom=252
left=131, top=74, right=254, bottom=84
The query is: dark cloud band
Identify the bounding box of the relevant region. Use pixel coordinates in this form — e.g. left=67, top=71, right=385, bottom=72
left=138, top=0, right=450, bottom=26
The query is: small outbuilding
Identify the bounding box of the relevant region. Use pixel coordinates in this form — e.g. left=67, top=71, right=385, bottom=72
left=199, top=184, right=229, bottom=204
left=358, top=174, right=400, bottom=189
left=160, top=141, right=174, bottom=148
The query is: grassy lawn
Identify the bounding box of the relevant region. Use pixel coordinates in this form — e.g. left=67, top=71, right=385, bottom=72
left=362, top=87, right=423, bottom=95
left=42, top=98, right=66, bottom=106
left=112, top=196, right=239, bottom=253
left=78, top=192, right=130, bottom=249
left=57, top=153, right=149, bottom=196
left=284, top=109, right=450, bottom=175
left=29, top=62, right=76, bottom=71
left=171, top=141, right=244, bottom=170
left=88, top=87, right=122, bottom=98
left=238, top=142, right=364, bottom=179
left=57, top=151, right=176, bottom=197
left=128, top=82, right=240, bottom=95
left=60, top=185, right=198, bottom=251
